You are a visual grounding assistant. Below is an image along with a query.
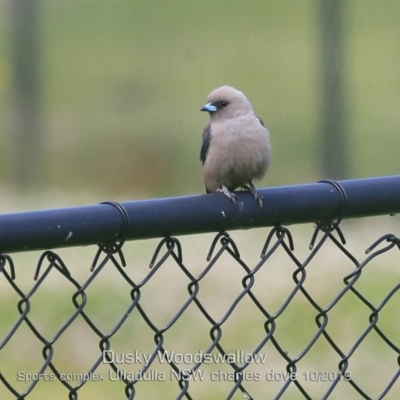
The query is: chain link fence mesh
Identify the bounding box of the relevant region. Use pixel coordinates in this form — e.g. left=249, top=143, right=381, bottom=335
left=1, top=216, right=399, bottom=399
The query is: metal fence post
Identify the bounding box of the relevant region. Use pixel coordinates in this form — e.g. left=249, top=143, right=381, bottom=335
left=10, top=0, right=44, bottom=187
left=320, top=0, right=348, bottom=179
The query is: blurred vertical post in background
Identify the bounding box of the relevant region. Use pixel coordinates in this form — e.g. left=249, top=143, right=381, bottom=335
left=10, top=0, right=44, bottom=187
left=320, top=0, right=348, bottom=179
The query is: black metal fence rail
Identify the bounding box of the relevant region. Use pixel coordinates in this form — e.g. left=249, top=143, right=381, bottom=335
left=1, top=175, right=400, bottom=399
left=1, top=175, right=400, bottom=254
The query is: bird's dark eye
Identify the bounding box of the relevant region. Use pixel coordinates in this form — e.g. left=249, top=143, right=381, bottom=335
left=221, top=101, right=228, bottom=107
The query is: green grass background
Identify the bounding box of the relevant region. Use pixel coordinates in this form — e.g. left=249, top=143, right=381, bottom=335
left=0, top=0, right=399, bottom=197
left=0, top=1, right=400, bottom=399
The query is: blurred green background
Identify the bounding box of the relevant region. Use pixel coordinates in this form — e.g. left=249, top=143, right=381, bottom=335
left=0, top=0, right=399, bottom=202
left=1, top=1, right=400, bottom=399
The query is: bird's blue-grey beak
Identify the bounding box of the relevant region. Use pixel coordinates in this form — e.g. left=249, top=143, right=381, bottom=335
left=200, top=102, right=217, bottom=113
